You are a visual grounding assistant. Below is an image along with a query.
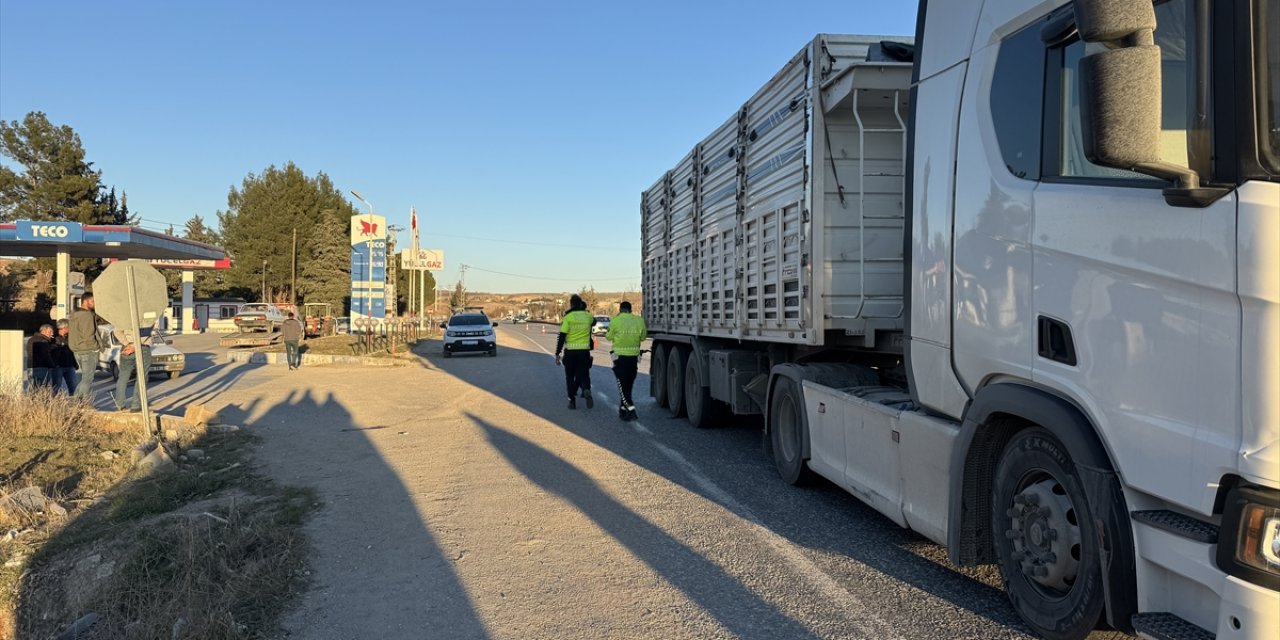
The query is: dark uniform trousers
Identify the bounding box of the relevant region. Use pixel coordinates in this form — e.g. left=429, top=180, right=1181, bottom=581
left=563, top=349, right=593, bottom=398
left=613, top=355, right=638, bottom=408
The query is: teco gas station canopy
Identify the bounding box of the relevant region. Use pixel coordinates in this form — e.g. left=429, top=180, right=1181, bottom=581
left=0, top=220, right=225, bottom=260
left=0, top=220, right=229, bottom=322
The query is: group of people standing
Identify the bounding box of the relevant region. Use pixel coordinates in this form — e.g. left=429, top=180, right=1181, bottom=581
left=25, top=293, right=152, bottom=411
left=26, top=293, right=107, bottom=399
left=553, top=294, right=647, bottom=421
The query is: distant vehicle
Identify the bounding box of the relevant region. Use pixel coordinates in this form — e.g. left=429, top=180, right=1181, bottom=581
left=233, top=303, right=285, bottom=333
left=592, top=315, right=610, bottom=336
left=441, top=312, right=497, bottom=358
left=97, top=324, right=185, bottom=381
left=511, top=315, right=528, bottom=324
left=334, top=317, right=350, bottom=335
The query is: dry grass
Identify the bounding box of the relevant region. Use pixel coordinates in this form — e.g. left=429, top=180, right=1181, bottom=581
left=1, top=386, right=318, bottom=640
left=0, top=385, right=102, bottom=439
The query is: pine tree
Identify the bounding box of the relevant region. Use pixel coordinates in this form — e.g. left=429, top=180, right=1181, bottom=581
left=0, top=112, right=103, bottom=223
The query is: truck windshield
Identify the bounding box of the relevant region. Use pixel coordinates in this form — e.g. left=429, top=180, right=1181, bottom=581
left=1261, top=0, right=1280, bottom=172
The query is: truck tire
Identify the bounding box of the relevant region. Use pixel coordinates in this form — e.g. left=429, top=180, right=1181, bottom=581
left=666, top=346, right=687, bottom=418
left=769, top=377, right=813, bottom=485
left=684, top=354, right=717, bottom=428
left=992, top=427, right=1106, bottom=640
left=651, top=344, right=669, bottom=408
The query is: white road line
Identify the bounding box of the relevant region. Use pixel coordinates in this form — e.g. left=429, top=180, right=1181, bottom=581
left=593, top=394, right=901, bottom=638
left=518, top=327, right=895, bottom=633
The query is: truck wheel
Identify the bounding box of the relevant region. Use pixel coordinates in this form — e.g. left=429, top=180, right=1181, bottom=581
left=666, top=346, right=687, bottom=418
left=769, top=377, right=813, bottom=485
left=684, top=354, right=717, bottom=428
left=992, top=427, right=1106, bottom=640
left=651, top=344, right=669, bottom=408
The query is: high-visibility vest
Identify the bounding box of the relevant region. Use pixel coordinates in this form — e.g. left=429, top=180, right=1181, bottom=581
left=606, top=313, right=646, bottom=356
left=560, top=310, right=594, bottom=350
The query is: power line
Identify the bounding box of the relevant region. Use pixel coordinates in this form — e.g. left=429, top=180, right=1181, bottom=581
left=463, top=264, right=638, bottom=282
left=427, top=232, right=638, bottom=252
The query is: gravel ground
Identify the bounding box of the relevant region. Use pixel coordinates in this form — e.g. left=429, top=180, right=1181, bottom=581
left=137, top=325, right=1121, bottom=640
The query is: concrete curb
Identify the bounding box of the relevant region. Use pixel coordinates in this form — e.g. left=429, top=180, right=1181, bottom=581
left=224, top=351, right=406, bottom=367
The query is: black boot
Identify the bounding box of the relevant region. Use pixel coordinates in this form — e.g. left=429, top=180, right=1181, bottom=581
left=567, top=397, right=576, bottom=410
left=584, top=392, right=594, bottom=409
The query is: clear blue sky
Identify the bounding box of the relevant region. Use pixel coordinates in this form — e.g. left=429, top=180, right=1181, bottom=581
left=0, top=0, right=916, bottom=293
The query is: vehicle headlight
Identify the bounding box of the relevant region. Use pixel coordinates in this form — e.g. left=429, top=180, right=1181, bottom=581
left=1218, top=483, right=1280, bottom=590
left=446, top=330, right=457, bottom=337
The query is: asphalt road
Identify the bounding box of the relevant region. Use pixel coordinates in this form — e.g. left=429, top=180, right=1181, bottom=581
left=131, top=323, right=1113, bottom=640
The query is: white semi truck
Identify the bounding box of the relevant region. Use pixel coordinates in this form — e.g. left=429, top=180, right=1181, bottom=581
left=640, top=1, right=1278, bottom=638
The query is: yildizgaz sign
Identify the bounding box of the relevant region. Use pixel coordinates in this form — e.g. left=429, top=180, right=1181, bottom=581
left=350, top=214, right=387, bottom=319
left=15, top=220, right=84, bottom=242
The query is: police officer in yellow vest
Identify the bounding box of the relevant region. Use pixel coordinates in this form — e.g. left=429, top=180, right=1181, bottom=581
left=554, top=294, right=596, bottom=409
left=606, top=300, right=647, bottom=421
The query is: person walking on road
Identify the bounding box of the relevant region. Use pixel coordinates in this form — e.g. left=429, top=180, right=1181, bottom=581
left=51, top=319, right=79, bottom=394
left=282, top=311, right=305, bottom=370
left=112, top=325, right=153, bottom=412
left=69, top=293, right=105, bottom=400
left=554, top=294, right=596, bottom=409
left=606, top=301, right=647, bottom=421
left=26, top=324, right=56, bottom=390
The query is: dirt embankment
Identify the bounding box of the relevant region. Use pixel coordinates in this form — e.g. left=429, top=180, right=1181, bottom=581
left=0, top=389, right=316, bottom=640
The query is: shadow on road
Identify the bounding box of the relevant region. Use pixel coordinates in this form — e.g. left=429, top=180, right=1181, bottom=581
left=411, top=327, right=1030, bottom=634
left=216, top=386, right=492, bottom=639
left=472, top=414, right=821, bottom=639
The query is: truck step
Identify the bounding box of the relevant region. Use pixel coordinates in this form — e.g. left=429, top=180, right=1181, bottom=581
left=1132, top=510, right=1218, bottom=543
left=1132, top=612, right=1213, bottom=640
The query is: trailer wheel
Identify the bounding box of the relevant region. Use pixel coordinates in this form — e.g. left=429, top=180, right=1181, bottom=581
left=769, top=377, right=813, bottom=485
left=993, top=427, right=1106, bottom=640
left=684, top=354, right=717, bottom=428
left=650, top=344, right=669, bottom=408
left=665, top=346, right=687, bottom=418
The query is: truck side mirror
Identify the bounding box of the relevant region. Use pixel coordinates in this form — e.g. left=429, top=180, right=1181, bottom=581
left=1072, top=0, right=1227, bottom=207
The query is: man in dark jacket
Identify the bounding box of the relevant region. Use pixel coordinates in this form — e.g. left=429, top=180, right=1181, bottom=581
left=27, top=324, right=56, bottom=389
left=281, top=311, right=305, bottom=370
left=51, top=319, right=78, bottom=393
left=68, top=293, right=105, bottom=399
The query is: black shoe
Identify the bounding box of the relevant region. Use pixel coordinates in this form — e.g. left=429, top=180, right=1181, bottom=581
left=626, top=409, right=638, bottom=421
left=567, top=397, right=576, bottom=410
left=584, top=393, right=594, bottom=409
left=619, top=407, right=628, bottom=420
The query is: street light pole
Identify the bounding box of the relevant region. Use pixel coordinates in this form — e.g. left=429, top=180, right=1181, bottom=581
left=350, top=189, right=375, bottom=321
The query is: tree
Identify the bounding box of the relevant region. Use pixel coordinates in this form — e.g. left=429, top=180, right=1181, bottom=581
left=449, top=282, right=466, bottom=310
left=217, top=163, right=354, bottom=305
left=0, top=112, right=104, bottom=223
left=578, top=286, right=601, bottom=314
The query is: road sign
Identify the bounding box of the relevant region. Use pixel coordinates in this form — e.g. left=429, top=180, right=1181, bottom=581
left=94, top=260, right=169, bottom=328
left=401, top=248, right=444, bottom=271
left=92, top=259, right=168, bottom=435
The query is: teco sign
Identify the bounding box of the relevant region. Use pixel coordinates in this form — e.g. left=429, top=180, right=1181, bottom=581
left=15, top=220, right=85, bottom=242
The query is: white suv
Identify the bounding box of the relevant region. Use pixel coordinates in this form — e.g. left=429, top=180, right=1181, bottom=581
left=441, top=312, right=497, bottom=357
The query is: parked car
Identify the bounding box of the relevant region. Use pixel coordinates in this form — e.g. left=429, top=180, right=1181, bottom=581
left=440, top=312, right=497, bottom=357
left=98, top=324, right=185, bottom=381
left=233, top=303, right=285, bottom=333
left=334, top=316, right=351, bottom=335
left=592, top=315, right=610, bottom=336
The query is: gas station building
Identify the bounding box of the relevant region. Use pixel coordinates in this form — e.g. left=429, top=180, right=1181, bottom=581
left=0, top=219, right=229, bottom=328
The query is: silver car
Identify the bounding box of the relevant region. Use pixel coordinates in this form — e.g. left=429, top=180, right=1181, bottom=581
left=98, top=324, right=185, bottom=380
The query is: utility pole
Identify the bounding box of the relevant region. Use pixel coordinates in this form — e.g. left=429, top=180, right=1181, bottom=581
left=291, top=228, right=297, bottom=307
left=387, top=225, right=402, bottom=316
left=261, top=259, right=268, bottom=302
